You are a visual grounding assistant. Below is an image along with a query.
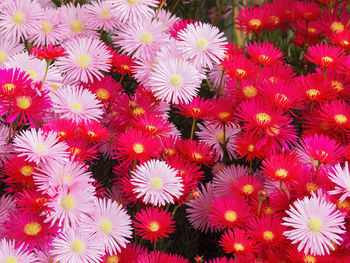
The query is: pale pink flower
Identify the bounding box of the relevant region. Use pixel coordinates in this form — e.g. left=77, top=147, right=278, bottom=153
left=0, top=124, right=11, bottom=163
left=50, top=85, right=104, bottom=123
left=0, top=195, right=16, bottom=234
left=51, top=228, right=104, bottom=263
left=85, top=1, right=120, bottom=31
left=55, top=37, right=112, bottom=83
left=155, top=9, right=179, bottom=32
left=177, top=22, right=227, bottom=69
left=114, top=19, right=169, bottom=60
left=82, top=198, right=132, bottom=254
left=328, top=162, right=350, bottom=202
left=131, top=159, right=183, bottom=206
left=13, top=128, right=69, bottom=165
left=148, top=57, right=203, bottom=104
left=283, top=191, right=346, bottom=255
left=0, top=37, right=25, bottom=67
left=28, top=8, right=68, bottom=46
left=0, top=0, right=43, bottom=42
left=0, top=238, right=36, bottom=263
left=109, top=0, right=157, bottom=24
left=59, top=4, right=97, bottom=40
left=36, top=0, right=55, bottom=8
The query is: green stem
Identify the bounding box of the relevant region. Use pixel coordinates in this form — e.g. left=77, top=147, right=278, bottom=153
left=165, top=203, right=170, bottom=212
left=279, top=180, right=283, bottom=194
left=153, top=240, right=157, bottom=251
left=257, top=199, right=263, bottom=217
left=190, top=118, right=196, bottom=140
left=153, top=0, right=165, bottom=20
left=313, top=162, right=321, bottom=180
left=40, top=60, right=52, bottom=91
left=171, top=0, right=180, bottom=13
left=172, top=204, right=179, bottom=216
left=249, top=158, right=253, bottom=175
left=119, top=74, right=125, bottom=84
left=323, top=68, right=327, bottom=80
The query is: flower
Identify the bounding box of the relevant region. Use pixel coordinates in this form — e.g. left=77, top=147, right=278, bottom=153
left=50, top=85, right=104, bottom=123
left=328, top=162, right=350, bottom=202
left=51, top=228, right=104, bottom=263
left=82, top=198, right=132, bottom=254
left=131, top=159, right=183, bottom=206
left=316, top=100, right=350, bottom=133
left=85, top=0, right=119, bottom=31
left=0, top=37, right=25, bottom=67
left=31, top=45, right=67, bottom=61
left=13, top=128, right=69, bottom=165
left=219, top=228, right=256, bottom=258
left=0, top=238, right=36, bottom=263
left=148, top=57, right=203, bottom=104
left=178, top=139, right=216, bottom=167
left=0, top=68, right=31, bottom=97
left=229, top=175, right=264, bottom=201
left=234, top=131, right=266, bottom=161
left=305, top=42, right=346, bottom=68
left=236, top=5, right=270, bottom=34
left=133, top=207, right=175, bottom=243
left=294, top=1, right=321, bottom=21
left=177, top=22, right=227, bottom=69
left=109, top=0, right=157, bottom=23
left=282, top=191, right=346, bottom=255
left=0, top=0, right=43, bottom=42
left=111, top=52, right=135, bottom=76
left=222, top=54, right=259, bottom=81
left=55, top=37, right=112, bottom=83
left=174, top=96, right=214, bottom=120
left=246, top=41, right=284, bottom=66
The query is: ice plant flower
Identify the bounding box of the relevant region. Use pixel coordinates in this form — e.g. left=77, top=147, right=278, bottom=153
left=177, top=22, right=227, bottom=69
left=85, top=0, right=119, bottom=31
left=0, top=238, right=36, bottom=263
left=31, top=45, right=67, bottom=61
left=130, top=159, right=183, bottom=206
left=305, top=42, right=346, bottom=69
left=133, top=206, right=175, bottom=243
left=283, top=191, right=346, bottom=255
left=109, top=0, right=157, bottom=23
left=246, top=41, right=284, bottom=66
left=56, top=37, right=112, bottom=83
left=13, top=128, right=69, bottom=165
left=328, top=162, right=350, bottom=202
left=219, top=228, right=256, bottom=258
left=0, top=37, right=25, bottom=67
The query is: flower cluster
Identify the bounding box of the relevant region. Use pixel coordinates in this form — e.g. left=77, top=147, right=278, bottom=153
left=0, top=0, right=350, bottom=262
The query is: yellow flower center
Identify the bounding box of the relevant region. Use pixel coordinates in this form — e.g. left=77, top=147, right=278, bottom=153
left=242, top=184, right=254, bottom=194
left=37, top=144, right=46, bottom=151
left=275, top=93, right=288, bottom=104
left=133, top=143, right=144, bottom=154
left=216, top=132, right=225, bottom=144
left=308, top=27, right=316, bottom=34
left=255, top=112, right=271, bottom=124
left=307, top=217, right=323, bottom=232
left=249, top=19, right=262, bottom=28
left=243, top=85, right=257, bottom=98
left=331, top=21, right=344, bottom=33
left=146, top=125, right=156, bottom=132
left=133, top=107, right=145, bottom=116
left=334, top=114, right=347, bottom=124
left=338, top=199, right=350, bottom=209
left=96, top=88, right=110, bottom=100
left=5, top=257, right=18, bottom=263
left=61, top=194, right=76, bottom=210
left=304, top=255, right=316, bottom=263
left=70, top=147, right=81, bottom=155
left=106, top=255, right=119, bottom=263
left=224, top=210, right=237, bottom=222
left=275, top=168, right=288, bottom=179
left=306, top=182, right=319, bottom=192
left=140, top=33, right=153, bottom=44
left=26, top=70, right=37, bottom=81
left=196, top=38, right=209, bottom=51
left=218, top=111, right=230, bottom=120
left=71, top=102, right=83, bottom=113
left=88, top=131, right=96, bottom=138
left=41, top=22, right=53, bottom=33
left=263, top=230, right=274, bottom=241
left=321, top=56, right=334, bottom=64
left=270, top=15, right=280, bottom=24
left=169, top=75, right=183, bottom=88
left=0, top=50, right=8, bottom=63
left=259, top=54, right=270, bottom=63
left=342, top=40, right=349, bottom=46
left=122, top=64, right=130, bottom=71
left=13, top=12, right=25, bottom=25
left=21, top=165, right=33, bottom=177
left=149, top=221, right=160, bottom=232
left=100, top=10, right=111, bottom=20
left=99, top=218, right=113, bottom=234
left=192, top=108, right=201, bottom=114
left=234, top=243, right=245, bottom=251
left=71, top=239, right=85, bottom=254
left=306, top=89, right=320, bottom=99
left=331, top=80, right=343, bottom=92
left=23, top=221, right=41, bottom=236
left=192, top=152, right=202, bottom=160
left=248, top=144, right=254, bottom=152
left=150, top=177, right=163, bottom=190
left=76, top=54, right=91, bottom=67
left=71, top=20, right=83, bottom=33
left=126, top=0, right=139, bottom=4
left=16, top=96, right=31, bottom=110
left=236, top=69, right=246, bottom=76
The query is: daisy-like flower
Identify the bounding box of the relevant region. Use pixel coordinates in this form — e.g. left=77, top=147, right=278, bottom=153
left=130, top=159, right=183, bottom=206
left=133, top=206, right=175, bottom=243
left=59, top=4, right=97, bottom=40
left=109, top=0, right=157, bottom=23
left=51, top=228, right=104, bottom=263
left=174, top=96, right=214, bottom=120
left=78, top=120, right=110, bottom=144
left=28, top=8, right=68, bottom=46
left=85, top=1, right=119, bottom=31
left=282, top=191, right=346, bottom=255
left=236, top=5, right=270, bottom=34
left=114, top=19, right=168, bottom=60
left=13, top=128, right=69, bottom=165
left=3, top=211, right=59, bottom=252
left=148, top=57, right=203, bottom=104
left=138, top=250, right=189, bottom=263
left=230, top=175, right=264, bottom=202
left=0, top=238, right=36, bottom=263
left=328, top=162, right=350, bottom=202
left=234, top=131, right=266, bottom=161
left=294, top=1, right=321, bottom=21
left=305, top=42, right=346, bottom=68
left=55, top=37, right=112, bottom=83
left=111, top=52, right=135, bottom=76
left=246, top=41, right=284, bottom=66
left=0, top=124, right=11, bottom=164
left=186, top=182, right=218, bottom=233
left=178, top=139, right=216, bottom=167
left=0, top=37, right=25, bottom=67
left=133, top=112, right=172, bottom=138
left=31, top=45, right=67, bottom=61
left=0, top=196, right=16, bottom=233
left=177, top=22, right=227, bottom=69
left=317, top=100, right=350, bottom=133
left=297, top=133, right=345, bottom=167
left=222, top=54, right=259, bottom=81
left=209, top=194, right=252, bottom=230
left=42, top=118, right=77, bottom=141
left=0, top=0, right=43, bottom=42
left=219, top=228, right=256, bottom=258
left=113, top=129, right=161, bottom=165
left=82, top=198, right=132, bottom=254
left=50, top=85, right=104, bottom=123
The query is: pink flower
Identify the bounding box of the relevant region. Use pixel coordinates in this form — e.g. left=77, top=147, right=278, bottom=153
left=85, top=1, right=120, bottom=31
left=0, top=238, right=36, bottom=263
left=109, top=0, right=157, bottom=23
left=328, top=162, right=350, bottom=202
left=0, top=37, right=25, bottom=67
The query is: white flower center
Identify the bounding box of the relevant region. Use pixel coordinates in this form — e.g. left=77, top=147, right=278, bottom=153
left=5, top=257, right=18, bottom=263
left=71, top=239, right=85, bottom=254
left=307, top=216, right=323, bottom=232
left=126, top=0, right=139, bottom=4
left=61, top=194, right=76, bottom=211
left=99, top=218, right=113, bottom=234
left=139, top=33, right=153, bottom=45
left=71, top=20, right=83, bottom=33
left=42, top=22, right=53, bottom=33
left=196, top=38, right=209, bottom=51
left=12, top=11, right=25, bottom=25
left=169, top=75, right=183, bottom=88
left=71, top=102, right=83, bottom=113
left=76, top=54, right=91, bottom=67
left=150, top=177, right=163, bottom=190
left=0, top=50, right=8, bottom=64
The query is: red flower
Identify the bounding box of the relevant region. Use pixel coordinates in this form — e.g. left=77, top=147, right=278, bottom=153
left=42, top=119, right=77, bottom=141
left=0, top=68, right=31, bottom=97
left=31, top=45, right=67, bottom=60
left=111, top=52, right=135, bottom=76
left=236, top=6, right=270, bottom=34
left=78, top=120, right=110, bottom=144
left=229, top=174, right=264, bottom=202
left=246, top=41, right=284, bottom=67
left=208, top=97, right=236, bottom=127
left=293, top=1, right=321, bottom=21
left=234, top=132, right=267, bottom=161
left=174, top=96, right=214, bottom=120
left=178, top=139, right=216, bottom=167
left=305, top=42, right=346, bottom=68
left=219, top=228, right=256, bottom=258
left=133, top=207, right=175, bottom=243
left=222, top=54, right=259, bottom=81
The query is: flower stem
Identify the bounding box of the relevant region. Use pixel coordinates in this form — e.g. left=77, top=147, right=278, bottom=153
left=313, top=162, right=321, bottom=180
left=40, top=60, right=52, bottom=91
left=279, top=180, right=283, bottom=194
left=153, top=0, right=165, bottom=20
left=153, top=240, right=157, bottom=251
left=217, top=70, right=225, bottom=97
left=190, top=118, right=196, bottom=140
left=172, top=204, right=179, bottom=216
left=249, top=158, right=253, bottom=175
